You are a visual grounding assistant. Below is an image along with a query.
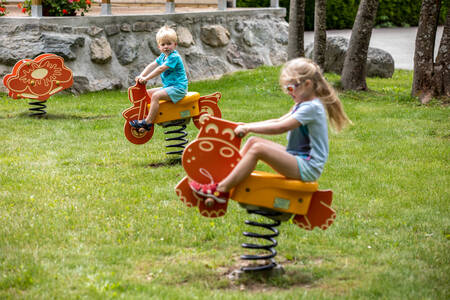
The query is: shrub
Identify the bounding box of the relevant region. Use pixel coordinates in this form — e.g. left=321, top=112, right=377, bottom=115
left=0, top=0, right=7, bottom=16
left=236, top=0, right=448, bottom=30
left=20, top=0, right=91, bottom=16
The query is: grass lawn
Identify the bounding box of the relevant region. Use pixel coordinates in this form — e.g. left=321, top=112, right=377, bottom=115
left=0, top=67, right=448, bottom=299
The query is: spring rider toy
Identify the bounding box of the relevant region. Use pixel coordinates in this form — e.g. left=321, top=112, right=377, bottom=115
left=2, top=54, right=74, bottom=117
left=175, top=115, right=336, bottom=272
left=122, top=82, right=221, bottom=155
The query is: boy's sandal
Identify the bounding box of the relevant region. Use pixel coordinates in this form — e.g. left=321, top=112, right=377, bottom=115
left=129, top=120, right=153, bottom=131
left=129, top=119, right=141, bottom=128
left=189, top=181, right=229, bottom=204
left=138, top=120, right=153, bottom=131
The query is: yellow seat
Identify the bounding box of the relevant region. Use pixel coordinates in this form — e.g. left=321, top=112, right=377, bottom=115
left=230, top=171, right=318, bottom=215
left=148, top=92, right=201, bottom=124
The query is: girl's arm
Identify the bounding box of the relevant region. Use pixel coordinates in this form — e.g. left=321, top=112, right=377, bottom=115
left=236, top=115, right=300, bottom=136
left=244, top=112, right=291, bottom=127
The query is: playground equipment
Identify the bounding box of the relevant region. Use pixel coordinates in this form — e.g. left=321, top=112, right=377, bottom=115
left=2, top=54, right=73, bottom=116
left=175, top=115, right=336, bottom=272
left=122, top=82, right=222, bottom=155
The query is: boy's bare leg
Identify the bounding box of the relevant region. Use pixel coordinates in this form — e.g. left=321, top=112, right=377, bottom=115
left=218, top=137, right=300, bottom=192
left=144, top=88, right=170, bottom=124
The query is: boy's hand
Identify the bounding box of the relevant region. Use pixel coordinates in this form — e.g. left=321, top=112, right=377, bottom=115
left=135, top=76, right=147, bottom=85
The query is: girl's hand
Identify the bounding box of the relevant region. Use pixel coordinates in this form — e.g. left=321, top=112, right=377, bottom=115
left=235, top=125, right=249, bottom=138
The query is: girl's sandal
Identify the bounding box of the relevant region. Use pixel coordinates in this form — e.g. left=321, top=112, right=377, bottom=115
left=189, top=181, right=229, bottom=203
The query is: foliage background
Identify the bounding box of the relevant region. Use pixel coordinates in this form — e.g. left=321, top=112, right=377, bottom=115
left=236, top=0, right=449, bottom=30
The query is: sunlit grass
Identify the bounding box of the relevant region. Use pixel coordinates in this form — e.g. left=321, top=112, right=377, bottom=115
left=0, top=68, right=448, bottom=299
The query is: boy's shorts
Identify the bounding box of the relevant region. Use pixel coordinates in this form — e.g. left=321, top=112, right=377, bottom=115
left=164, top=86, right=187, bottom=103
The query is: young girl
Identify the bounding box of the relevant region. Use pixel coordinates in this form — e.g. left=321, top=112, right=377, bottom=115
left=130, top=25, right=188, bottom=132
left=189, top=57, right=352, bottom=202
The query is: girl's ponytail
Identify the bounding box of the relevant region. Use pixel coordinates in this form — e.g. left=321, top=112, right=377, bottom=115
left=280, top=58, right=352, bottom=132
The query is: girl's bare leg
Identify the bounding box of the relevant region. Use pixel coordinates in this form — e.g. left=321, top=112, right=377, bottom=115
left=218, top=137, right=300, bottom=192
left=239, top=136, right=285, bottom=156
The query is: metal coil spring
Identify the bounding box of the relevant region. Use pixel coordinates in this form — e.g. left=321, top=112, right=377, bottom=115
left=241, top=209, right=282, bottom=272
left=29, top=101, right=47, bottom=117
left=162, top=119, right=189, bottom=155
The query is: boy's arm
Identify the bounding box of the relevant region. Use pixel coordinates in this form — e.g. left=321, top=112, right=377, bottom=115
left=139, top=61, right=159, bottom=78
left=141, top=64, right=169, bottom=82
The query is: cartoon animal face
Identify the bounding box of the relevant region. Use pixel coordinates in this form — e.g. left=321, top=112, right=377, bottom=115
left=3, top=54, right=73, bottom=101
left=182, top=116, right=242, bottom=184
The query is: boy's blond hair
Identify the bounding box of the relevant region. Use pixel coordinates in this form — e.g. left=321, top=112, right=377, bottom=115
left=156, top=26, right=177, bottom=44
left=280, top=58, right=352, bottom=132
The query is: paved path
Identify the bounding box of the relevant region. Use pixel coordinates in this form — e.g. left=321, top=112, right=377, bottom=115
left=305, top=26, right=444, bottom=70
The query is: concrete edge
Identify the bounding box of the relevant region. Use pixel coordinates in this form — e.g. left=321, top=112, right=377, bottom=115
left=0, top=8, right=286, bottom=26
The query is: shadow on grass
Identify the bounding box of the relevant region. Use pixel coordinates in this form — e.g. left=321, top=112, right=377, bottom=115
left=0, top=111, right=114, bottom=120
left=221, top=259, right=318, bottom=291
left=147, top=157, right=181, bottom=168
left=224, top=267, right=316, bottom=291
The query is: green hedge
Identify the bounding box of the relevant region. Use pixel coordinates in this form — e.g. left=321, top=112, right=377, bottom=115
left=236, top=0, right=449, bottom=30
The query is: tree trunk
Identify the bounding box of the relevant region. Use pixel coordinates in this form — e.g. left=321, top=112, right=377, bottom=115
left=288, top=0, right=306, bottom=60
left=432, top=10, right=450, bottom=99
left=412, top=0, right=441, bottom=102
left=341, top=0, right=379, bottom=90
left=313, top=0, right=327, bottom=70
left=413, top=0, right=449, bottom=102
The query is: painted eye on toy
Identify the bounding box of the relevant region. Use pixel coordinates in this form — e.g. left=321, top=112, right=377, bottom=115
left=199, top=141, right=214, bottom=152
left=219, top=146, right=235, bottom=158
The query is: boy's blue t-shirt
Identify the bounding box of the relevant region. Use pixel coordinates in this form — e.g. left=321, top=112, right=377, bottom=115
left=286, top=98, right=329, bottom=179
left=156, top=50, right=188, bottom=90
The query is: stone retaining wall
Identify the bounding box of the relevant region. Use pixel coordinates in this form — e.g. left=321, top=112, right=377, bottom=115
left=0, top=8, right=288, bottom=94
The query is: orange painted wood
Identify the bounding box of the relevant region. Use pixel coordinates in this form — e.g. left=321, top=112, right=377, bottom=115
left=182, top=115, right=242, bottom=184
left=175, top=177, right=199, bottom=208
left=292, top=190, right=336, bottom=230
left=122, top=82, right=154, bottom=144
left=122, top=83, right=222, bottom=145
left=3, top=54, right=73, bottom=101
left=175, top=175, right=228, bottom=218
left=192, top=92, right=222, bottom=129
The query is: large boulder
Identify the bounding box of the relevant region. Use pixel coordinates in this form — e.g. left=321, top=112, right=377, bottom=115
left=113, top=34, right=138, bottom=65
left=305, top=36, right=394, bottom=78
left=201, top=25, right=230, bottom=47
left=90, top=36, right=112, bottom=64
left=177, top=26, right=194, bottom=48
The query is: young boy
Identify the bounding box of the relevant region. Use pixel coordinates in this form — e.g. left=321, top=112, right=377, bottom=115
left=129, top=25, right=188, bottom=132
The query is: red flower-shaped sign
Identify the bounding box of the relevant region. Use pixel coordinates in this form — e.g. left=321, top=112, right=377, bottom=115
left=3, top=54, right=73, bottom=101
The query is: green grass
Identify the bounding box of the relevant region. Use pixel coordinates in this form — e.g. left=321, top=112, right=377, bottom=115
left=0, top=67, right=448, bottom=299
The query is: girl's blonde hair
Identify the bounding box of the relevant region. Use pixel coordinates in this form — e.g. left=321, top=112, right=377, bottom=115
left=280, top=58, right=352, bottom=132
left=156, top=25, right=177, bottom=44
